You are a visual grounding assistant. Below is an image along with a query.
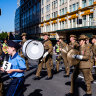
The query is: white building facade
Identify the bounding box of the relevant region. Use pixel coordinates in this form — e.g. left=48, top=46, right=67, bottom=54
left=40, top=0, right=96, bottom=38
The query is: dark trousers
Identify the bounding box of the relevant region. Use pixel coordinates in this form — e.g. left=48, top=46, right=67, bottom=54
left=6, top=77, right=25, bottom=96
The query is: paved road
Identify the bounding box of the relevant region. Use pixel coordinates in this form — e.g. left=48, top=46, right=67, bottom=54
left=2, top=58, right=96, bottom=96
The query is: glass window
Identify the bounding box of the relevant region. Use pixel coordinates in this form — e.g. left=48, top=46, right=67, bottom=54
left=69, top=5, right=72, bottom=12
left=41, top=0, right=44, bottom=5
left=59, top=10, right=61, bottom=16
left=73, top=4, right=76, bottom=11
left=89, top=0, right=94, bottom=6
left=33, top=5, right=36, bottom=15
left=83, top=15, right=86, bottom=20
left=62, top=8, right=64, bottom=15
left=60, top=0, right=61, bottom=6
left=65, top=7, right=67, bottom=14
left=76, top=2, right=79, bottom=10
left=82, top=0, right=86, bottom=8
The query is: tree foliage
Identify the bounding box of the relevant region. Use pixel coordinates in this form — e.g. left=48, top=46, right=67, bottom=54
left=0, top=32, right=8, bottom=40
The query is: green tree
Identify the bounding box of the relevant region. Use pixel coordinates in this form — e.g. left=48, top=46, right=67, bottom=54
left=0, top=32, right=8, bottom=40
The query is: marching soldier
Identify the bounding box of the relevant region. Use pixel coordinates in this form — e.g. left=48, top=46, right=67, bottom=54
left=20, top=33, right=29, bottom=71
left=34, top=33, right=53, bottom=80
left=66, top=35, right=92, bottom=96
left=59, top=36, right=70, bottom=77
left=91, top=35, right=96, bottom=74
left=86, top=36, right=94, bottom=82
left=69, top=35, right=79, bottom=50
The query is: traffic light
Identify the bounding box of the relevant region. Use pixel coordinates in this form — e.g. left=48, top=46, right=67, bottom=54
left=0, top=9, right=1, bottom=15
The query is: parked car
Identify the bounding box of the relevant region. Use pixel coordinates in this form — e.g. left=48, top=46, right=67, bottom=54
left=12, top=40, right=22, bottom=44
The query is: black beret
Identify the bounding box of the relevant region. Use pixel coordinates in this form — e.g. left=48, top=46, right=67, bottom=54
left=7, top=40, right=21, bottom=50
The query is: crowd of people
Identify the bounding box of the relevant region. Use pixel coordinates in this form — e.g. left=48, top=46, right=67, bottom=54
left=0, top=32, right=96, bottom=96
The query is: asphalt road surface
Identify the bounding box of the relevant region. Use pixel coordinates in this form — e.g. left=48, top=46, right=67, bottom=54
left=2, top=57, right=96, bottom=96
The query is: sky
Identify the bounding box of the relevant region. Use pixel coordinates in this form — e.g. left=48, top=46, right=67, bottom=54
left=0, top=0, right=17, bottom=32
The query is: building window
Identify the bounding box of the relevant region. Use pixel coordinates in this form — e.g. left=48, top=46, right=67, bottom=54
left=76, top=2, right=79, bottom=10
left=52, top=11, right=58, bottom=18
left=46, top=4, right=50, bottom=12
left=65, top=7, right=67, bottom=14
left=41, top=0, right=44, bottom=5
left=52, top=0, right=58, bottom=9
left=41, top=17, right=44, bottom=22
left=82, top=0, right=86, bottom=8
left=89, top=0, right=94, bottom=6
left=73, top=4, right=76, bottom=11
left=60, top=0, right=64, bottom=6
left=69, top=5, right=72, bottom=12
left=46, top=14, right=50, bottom=20
left=41, top=8, right=44, bottom=14
left=89, top=13, right=93, bottom=26
left=46, top=25, right=50, bottom=32
left=54, top=23, right=57, bottom=31
left=46, top=0, right=50, bottom=2
left=83, top=15, right=86, bottom=26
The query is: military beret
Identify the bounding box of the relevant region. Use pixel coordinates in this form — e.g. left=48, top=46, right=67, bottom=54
left=70, top=35, right=76, bottom=38
left=7, top=40, right=21, bottom=50
left=21, top=33, right=26, bottom=36
left=79, top=35, right=87, bottom=40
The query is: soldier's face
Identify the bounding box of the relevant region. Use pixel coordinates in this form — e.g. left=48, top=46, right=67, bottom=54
left=43, top=35, right=48, bottom=40
left=70, top=37, right=74, bottom=41
left=79, top=40, right=85, bottom=46
left=92, top=38, right=95, bottom=44
left=86, top=39, right=89, bottom=44
left=22, top=36, right=26, bottom=40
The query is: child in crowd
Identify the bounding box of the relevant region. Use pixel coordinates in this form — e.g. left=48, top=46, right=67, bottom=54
left=0, top=40, right=26, bottom=96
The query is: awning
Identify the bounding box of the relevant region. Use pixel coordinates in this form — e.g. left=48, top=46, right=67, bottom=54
left=40, top=24, right=44, bottom=27
left=81, top=10, right=93, bottom=16
left=52, top=20, right=57, bottom=24
left=69, top=14, right=78, bottom=20
left=59, top=18, right=67, bottom=22
left=45, top=22, right=50, bottom=25
left=56, top=26, right=96, bottom=33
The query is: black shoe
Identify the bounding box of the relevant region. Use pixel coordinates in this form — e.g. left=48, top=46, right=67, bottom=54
left=83, top=94, right=92, bottom=96
left=45, top=77, right=52, bottom=80
left=65, top=93, right=74, bottom=96
left=64, top=75, right=69, bottom=77
left=33, top=76, right=41, bottom=80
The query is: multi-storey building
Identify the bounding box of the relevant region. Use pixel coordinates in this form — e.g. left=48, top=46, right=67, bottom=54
left=15, top=0, right=96, bottom=39
left=40, top=0, right=96, bottom=39
left=15, top=7, right=20, bottom=35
